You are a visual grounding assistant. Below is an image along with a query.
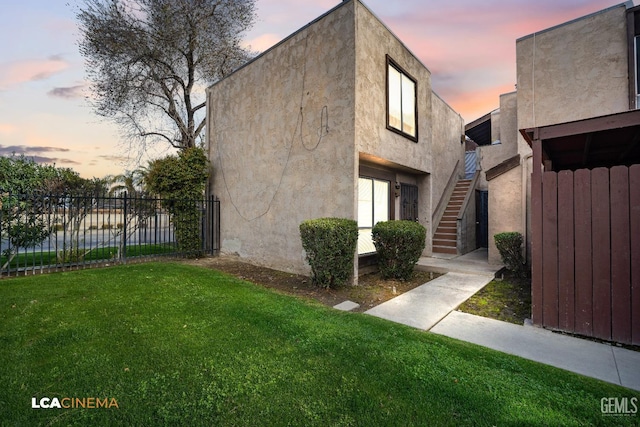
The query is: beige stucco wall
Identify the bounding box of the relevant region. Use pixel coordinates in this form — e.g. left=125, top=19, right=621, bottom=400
left=353, top=2, right=432, bottom=172
left=207, top=2, right=357, bottom=274
left=488, top=165, right=523, bottom=265
left=516, top=4, right=629, bottom=130
left=484, top=92, right=528, bottom=265
left=478, top=92, right=519, bottom=191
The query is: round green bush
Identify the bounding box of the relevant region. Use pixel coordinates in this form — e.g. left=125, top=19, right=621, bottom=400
left=494, top=232, right=526, bottom=277
left=300, top=218, right=358, bottom=289
left=372, top=220, right=426, bottom=280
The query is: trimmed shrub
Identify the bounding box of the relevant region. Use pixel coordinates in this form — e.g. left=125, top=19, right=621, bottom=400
left=372, top=220, right=426, bottom=280
left=300, top=218, right=358, bottom=289
left=494, top=232, right=526, bottom=277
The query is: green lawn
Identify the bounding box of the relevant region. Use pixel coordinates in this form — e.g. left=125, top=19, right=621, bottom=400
left=0, top=263, right=637, bottom=426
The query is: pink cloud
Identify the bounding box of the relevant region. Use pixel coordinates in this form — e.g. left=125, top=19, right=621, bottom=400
left=0, top=123, right=17, bottom=135
left=47, top=84, right=88, bottom=99
left=0, top=56, right=69, bottom=90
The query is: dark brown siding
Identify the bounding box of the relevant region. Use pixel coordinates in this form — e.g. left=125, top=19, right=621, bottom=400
left=558, top=171, right=575, bottom=331
left=591, top=167, right=611, bottom=341
left=611, top=166, right=631, bottom=343
left=542, top=172, right=559, bottom=329
left=574, top=169, right=593, bottom=337
left=531, top=138, right=543, bottom=325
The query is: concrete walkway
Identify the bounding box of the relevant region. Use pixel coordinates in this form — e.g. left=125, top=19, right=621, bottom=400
left=364, top=250, right=640, bottom=392
left=365, top=272, right=492, bottom=330
left=431, top=311, right=640, bottom=391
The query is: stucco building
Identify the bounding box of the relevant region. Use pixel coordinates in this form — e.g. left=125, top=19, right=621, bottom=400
left=206, top=0, right=465, bottom=278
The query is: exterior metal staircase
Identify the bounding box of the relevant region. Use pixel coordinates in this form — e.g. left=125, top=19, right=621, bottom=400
left=433, top=179, right=472, bottom=255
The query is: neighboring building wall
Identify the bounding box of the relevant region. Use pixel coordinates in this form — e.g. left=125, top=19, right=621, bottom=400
left=511, top=3, right=630, bottom=266
left=481, top=91, right=527, bottom=264
left=477, top=92, right=519, bottom=191
left=207, top=2, right=357, bottom=274
left=488, top=166, right=523, bottom=265
left=516, top=4, right=629, bottom=131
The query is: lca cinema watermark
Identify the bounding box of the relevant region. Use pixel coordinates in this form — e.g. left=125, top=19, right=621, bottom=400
left=601, top=397, right=638, bottom=416
left=31, top=396, right=119, bottom=409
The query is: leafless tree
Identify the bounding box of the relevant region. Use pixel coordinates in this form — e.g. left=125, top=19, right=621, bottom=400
left=77, top=0, right=256, bottom=155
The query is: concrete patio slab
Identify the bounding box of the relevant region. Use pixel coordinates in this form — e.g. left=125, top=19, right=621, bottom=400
left=417, top=248, right=503, bottom=276
left=364, top=272, right=492, bottom=330
left=431, top=311, right=640, bottom=391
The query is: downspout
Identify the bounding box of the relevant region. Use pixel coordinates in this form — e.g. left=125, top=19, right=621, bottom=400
left=521, top=152, right=533, bottom=262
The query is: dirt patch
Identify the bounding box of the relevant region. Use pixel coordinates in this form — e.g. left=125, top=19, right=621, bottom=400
left=182, top=255, right=440, bottom=313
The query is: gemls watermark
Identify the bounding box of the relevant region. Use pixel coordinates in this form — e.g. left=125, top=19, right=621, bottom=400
left=31, top=397, right=119, bottom=409
left=601, top=397, right=638, bottom=416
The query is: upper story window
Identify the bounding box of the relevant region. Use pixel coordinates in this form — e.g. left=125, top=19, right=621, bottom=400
left=386, top=55, right=418, bottom=141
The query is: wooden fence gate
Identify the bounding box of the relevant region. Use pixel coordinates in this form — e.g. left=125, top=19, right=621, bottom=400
left=532, top=164, right=640, bottom=345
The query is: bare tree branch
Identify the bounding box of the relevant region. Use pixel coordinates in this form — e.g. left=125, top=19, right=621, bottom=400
left=77, top=0, right=256, bottom=156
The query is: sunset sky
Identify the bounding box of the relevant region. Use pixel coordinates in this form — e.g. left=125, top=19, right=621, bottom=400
left=0, top=0, right=629, bottom=178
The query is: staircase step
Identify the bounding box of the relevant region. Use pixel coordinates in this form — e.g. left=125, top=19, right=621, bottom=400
left=432, top=178, right=474, bottom=256
left=434, top=231, right=456, bottom=239
left=435, top=227, right=457, bottom=235
left=433, top=239, right=456, bottom=247
left=433, top=245, right=457, bottom=255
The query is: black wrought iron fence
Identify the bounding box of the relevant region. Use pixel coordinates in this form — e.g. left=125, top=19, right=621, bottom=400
left=0, top=192, right=219, bottom=277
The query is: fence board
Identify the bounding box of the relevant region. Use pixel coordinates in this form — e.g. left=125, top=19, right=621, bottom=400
left=531, top=142, right=543, bottom=325
left=631, top=165, right=640, bottom=345
left=542, top=172, right=559, bottom=328
left=591, top=168, right=611, bottom=341
left=574, top=169, right=593, bottom=337
left=557, top=171, right=575, bottom=331
left=610, top=166, right=631, bottom=344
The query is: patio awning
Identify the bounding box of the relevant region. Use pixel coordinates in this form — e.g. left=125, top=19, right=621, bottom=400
left=520, top=110, right=640, bottom=171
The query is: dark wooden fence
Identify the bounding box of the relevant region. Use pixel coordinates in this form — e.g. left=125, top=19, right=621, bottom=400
left=532, top=164, right=640, bottom=345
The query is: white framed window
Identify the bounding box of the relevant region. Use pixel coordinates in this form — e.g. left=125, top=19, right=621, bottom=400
left=387, top=55, right=417, bottom=141
left=358, top=177, right=390, bottom=255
